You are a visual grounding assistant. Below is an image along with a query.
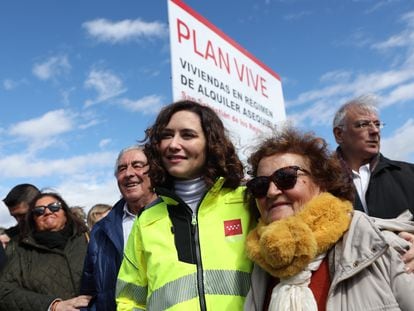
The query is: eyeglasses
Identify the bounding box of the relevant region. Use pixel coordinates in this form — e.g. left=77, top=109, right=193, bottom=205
left=33, top=201, right=62, bottom=216
left=117, top=161, right=148, bottom=174
left=246, top=166, right=310, bottom=198
left=354, top=120, right=385, bottom=130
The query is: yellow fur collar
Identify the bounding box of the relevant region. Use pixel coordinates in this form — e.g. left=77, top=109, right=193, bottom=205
left=246, top=192, right=353, bottom=278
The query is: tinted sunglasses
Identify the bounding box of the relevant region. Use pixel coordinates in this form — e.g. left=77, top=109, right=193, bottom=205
left=246, top=166, right=310, bottom=198
left=33, top=201, right=62, bottom=216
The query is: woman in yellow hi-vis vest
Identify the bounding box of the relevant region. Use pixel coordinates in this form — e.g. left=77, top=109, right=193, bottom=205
left=116, top=100, right=253, bottom=310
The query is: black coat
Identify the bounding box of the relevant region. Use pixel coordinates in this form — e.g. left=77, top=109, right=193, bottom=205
left=354, top=154, right=414, bottom=218
left=0, top=225, right=88, bottom=311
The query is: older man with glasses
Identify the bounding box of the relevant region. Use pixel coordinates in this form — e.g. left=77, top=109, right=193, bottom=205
left=333, top=94, right=414, bottom=270
left=80, top=145, right=157, bottom=311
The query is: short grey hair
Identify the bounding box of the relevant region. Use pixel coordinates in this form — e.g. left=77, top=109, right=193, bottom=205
left=114, top=145, right=145, bottom=176
left=333, top=94, right=379, bottom=129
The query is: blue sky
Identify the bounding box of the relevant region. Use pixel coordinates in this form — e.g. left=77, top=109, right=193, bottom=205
left=1, top=0, right=414, bottom=228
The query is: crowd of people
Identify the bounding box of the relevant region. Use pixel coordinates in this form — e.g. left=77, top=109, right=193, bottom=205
left=0, top=95, right=414, bottom=311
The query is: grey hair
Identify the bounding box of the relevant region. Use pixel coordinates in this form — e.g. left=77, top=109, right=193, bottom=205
left=114, top=145, right=145, bottom=176
left=333, top=94, right=379, bottom=129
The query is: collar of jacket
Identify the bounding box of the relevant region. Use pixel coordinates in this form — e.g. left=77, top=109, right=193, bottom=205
left=21, top=223, right=78, bottom=253
left=335, top=147, right=380, bottom=173
left=92, top=198, right=125, bottom=251
left=154, top=177, right=226, bottom=206
left=371, top=153, right=403, bottom=175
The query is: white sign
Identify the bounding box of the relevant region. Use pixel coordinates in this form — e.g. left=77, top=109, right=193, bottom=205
left=168, top=0, right=286, bottom=154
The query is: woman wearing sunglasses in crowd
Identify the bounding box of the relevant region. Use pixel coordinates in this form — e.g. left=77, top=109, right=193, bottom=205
left=244, top=127, right=414, bottom=311
left=0, top=192, right=92, bottom=311
left=116, top=100, right=253, bottom=310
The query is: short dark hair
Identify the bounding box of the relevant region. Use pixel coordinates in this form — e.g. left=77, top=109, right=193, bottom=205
left=3, top=184, right=40, bottom=208
left=142, top=100, right=243, bottom=189
left=246, top=127, right=355, bottom=218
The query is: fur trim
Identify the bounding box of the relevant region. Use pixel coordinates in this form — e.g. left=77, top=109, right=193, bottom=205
left=246, top=192, right=352, bottom=278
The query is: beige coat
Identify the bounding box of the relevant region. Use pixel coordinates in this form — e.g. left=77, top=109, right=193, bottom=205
left=245, top=210, right=414, bottom=311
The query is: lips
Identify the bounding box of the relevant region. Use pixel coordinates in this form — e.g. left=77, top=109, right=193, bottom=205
left=269, top=201, right=291, bottom=210
left=366, top=140, right=379, bottom=146
left=166, top=154, right=187, bottom=164
left=125, top=181, right=142, bottom=188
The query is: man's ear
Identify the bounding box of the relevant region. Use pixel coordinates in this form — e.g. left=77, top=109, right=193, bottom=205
left=333, top=127, right=343, bottom=144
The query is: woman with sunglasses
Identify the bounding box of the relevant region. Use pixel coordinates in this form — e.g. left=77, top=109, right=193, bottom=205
left=116, top=100, right=252, bottom=310
left=244, top=127, right=414, bottom=311
left=0, top=192, right=92, bottom=311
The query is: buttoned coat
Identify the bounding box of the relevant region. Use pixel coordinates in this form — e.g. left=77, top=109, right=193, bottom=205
left=244, top=211, right=414, bottom=311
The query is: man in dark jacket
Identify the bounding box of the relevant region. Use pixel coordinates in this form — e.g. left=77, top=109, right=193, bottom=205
left=80, top=146, right=157, bottom=311
left=333, top=94, right=414, bottom=218
left=333, top=94, right=414, bottom=270
left=1, top=184, right=40, bottom=249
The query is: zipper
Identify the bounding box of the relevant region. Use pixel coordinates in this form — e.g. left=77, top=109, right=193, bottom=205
left=192, top=213, right=207, bottom=311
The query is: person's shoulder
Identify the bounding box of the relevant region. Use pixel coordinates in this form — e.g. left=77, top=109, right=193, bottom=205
left=375, top=154, right=414, bottom=177
left=380, top=154, right=414, bottom=169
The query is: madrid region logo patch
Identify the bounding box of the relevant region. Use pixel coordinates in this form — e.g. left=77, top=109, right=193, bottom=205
left=224, top=219, right=243, bottom=237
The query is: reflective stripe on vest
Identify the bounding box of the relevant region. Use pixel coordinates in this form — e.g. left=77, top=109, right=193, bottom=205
left=116, top=279, right=148, bottom=306
left=148, top=269, right=251, bottom=310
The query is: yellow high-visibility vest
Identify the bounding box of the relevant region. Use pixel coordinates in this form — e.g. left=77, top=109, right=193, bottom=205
left=116, top=178, right=253, bottom=311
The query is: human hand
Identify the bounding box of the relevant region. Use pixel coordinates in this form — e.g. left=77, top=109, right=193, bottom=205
left=399, top=231, right=414, bottom=273
left=54, top=295, right=92, bottom=311
left=0, top=234, right=10, bottom=249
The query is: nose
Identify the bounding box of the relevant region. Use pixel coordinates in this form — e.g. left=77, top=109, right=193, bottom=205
left=43, top=207, right=53, bottom=215
left=168, top=134, right=181, bottom=151
left=266, top=180, right=282, bottom=198
left=125, top=164, right=135, bottom=177
left=369, top=124, right=380, bottom=132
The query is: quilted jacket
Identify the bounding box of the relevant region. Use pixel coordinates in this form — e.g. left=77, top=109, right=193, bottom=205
left=0, top=224, right=88, bottom=311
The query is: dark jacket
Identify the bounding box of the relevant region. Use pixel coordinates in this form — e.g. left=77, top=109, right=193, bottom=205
left=80, top=199, right=126, bottom=311
left=0, top=224, right=88, bottom=311
left=0, top=245, right=6, bottom=272
left=337, top=150, right=414, bottom=219
left=357, top=154, right=414, bottom=218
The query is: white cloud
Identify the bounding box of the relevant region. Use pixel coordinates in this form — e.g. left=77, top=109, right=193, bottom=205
left=3, top=78, right=28, bottom=90
left=82, top=18, right=167, bottom=44
left=99, top=138, right=111, bottom=149
left=286, top=10, right=414, bottom=134
left=84, top=69, right=126, bottom=106
left=3, top=79, right=17, bottom=90
left=32, top=55, right=71, bottom=80
left=0, top=151, right=115, bottom=179
left=56, top=178, right=120, bottom=212
left=381, top=81, right=414, bottom=107
left=9, top=109, right=74, bottom=140
left=381, top=119, right=414, bottom=161
left=334, top=29, right=374, bottom=48
left=0, top=156, right=120, bottom=228
left=78, top=119, right=100, bottom=130
left=365, top=0, right=400, bottom=14
left=118, top=95, right=164, bottom=114
left=319, top=70, right=352, bottom=84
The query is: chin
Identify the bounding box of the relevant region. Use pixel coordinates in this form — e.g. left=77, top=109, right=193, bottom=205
left=268, top=210, right=294, bottom=223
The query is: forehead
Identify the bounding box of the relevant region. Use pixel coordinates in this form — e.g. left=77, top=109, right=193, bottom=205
left=35, top=195, right=57, bottom=206
left=119, top=149, right=146, bottom=164
left=346, top=106, right=379, bottom=121
left=9, top=202, right=29, bottom=214
left=257, top=153, right=309, bottom=175
left=166, top=110, right=203, bottom=130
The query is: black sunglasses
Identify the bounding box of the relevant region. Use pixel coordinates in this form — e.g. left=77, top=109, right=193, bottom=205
left=33, top=201, right=63, bottom=216
left=246, top=166, right=310, bottom=198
